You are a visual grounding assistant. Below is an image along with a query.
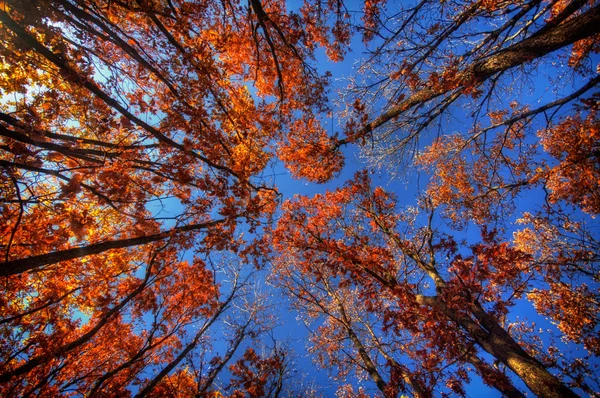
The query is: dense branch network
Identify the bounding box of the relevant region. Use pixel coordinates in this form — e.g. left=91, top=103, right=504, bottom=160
left=1, top=0, right=598, bottom=396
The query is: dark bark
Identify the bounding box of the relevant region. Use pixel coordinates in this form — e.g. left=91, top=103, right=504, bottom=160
left=0, top=219, right=223, bottom=277
left=415, top=295, right=579, bottom=398
left=340, top=4, right=600, bottom=146
left=0, top=110, right=159, bottom=150
left=0, top=124, right=105, bottom=163
left=196, top=317, right=251, bottom=396
left=464, top=349, right=526, bottom=398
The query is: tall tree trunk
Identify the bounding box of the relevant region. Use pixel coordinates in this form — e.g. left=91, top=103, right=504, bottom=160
left=0, top=220, right=223, bottom=276
left=464, top=350, right=525, bottom=398
left=415, top=295, right=578, bottom=398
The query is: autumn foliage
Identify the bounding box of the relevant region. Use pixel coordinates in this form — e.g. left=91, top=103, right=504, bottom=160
left=0, top=0, right=344, bottom=395
left=1, top=0, right=600, bottom=396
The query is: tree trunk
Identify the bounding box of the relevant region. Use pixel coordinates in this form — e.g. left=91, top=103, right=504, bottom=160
left=0, top=220, right=222, bottom=276
left=334, top=295, right=391, bottom=396
left=464, top=351, right=525, bottom=398
left=342, top=4, right=600, bottom=145
left=416, top=295, right=578, bottom=398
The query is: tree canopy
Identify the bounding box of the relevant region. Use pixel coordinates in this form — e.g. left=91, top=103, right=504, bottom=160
left=1, top=0, right=598, bottom=396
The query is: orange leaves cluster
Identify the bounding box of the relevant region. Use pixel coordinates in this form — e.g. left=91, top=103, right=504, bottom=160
left=278, top=116, right=344, bottom=183
left=529, top=283, right=599, bottom=355
left=362, top=0, right=387, bottom=42
left=228, top=348, right=284, bottom=398
left=416, top=105, right=538, bottom=227
left=446, top=228, right=532, bottom=314
left=539, top=109, right=600, bottom=214
left=299, top=1, right=351, bottom=62
left=568, top=35, right=600, bottom=70
left=416, top=135, right=481, bottom=225
left=511, top=210, right=600, bottom=355
left=274, top=173, right=399, bottom=286
left=427, top=59, right=463, bottom=94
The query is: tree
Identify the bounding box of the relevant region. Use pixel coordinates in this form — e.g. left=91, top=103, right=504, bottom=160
left=2, top=0, right=599, bottom=396
left=271, top=226, right=531, bottom=397
left=270, top=254, right=434, bottom=398
left=271, top=171, right=598, bottom=397
left=285, top=0, right=600, bottom=182
left=0, top=0, right=345, bottom=395
left=269, top=0, right=599, bottom=394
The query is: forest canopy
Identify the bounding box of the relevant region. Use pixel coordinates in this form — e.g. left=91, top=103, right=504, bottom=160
left=0, top=0, right=599, bottom=396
